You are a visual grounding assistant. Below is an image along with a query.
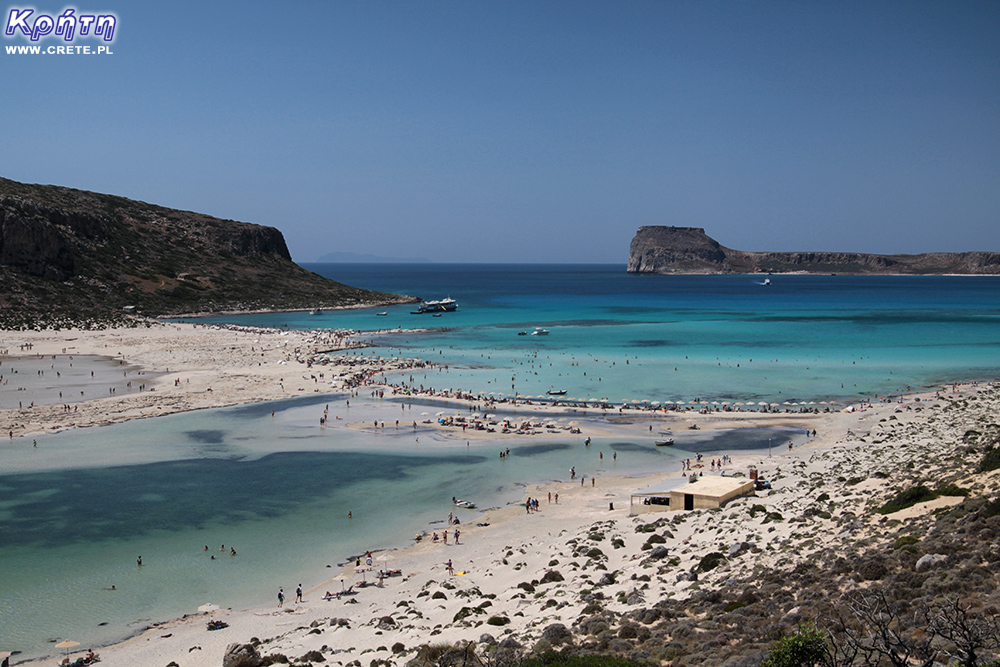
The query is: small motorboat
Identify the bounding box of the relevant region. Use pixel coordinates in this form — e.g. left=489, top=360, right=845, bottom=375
left=763, top=278, right=771, bottom=286
left=376, top=312, right=388, bottom=316
left=517, top=331, right=528, bottom=336
left=452, top=496, right=476, bottom=509
left=309, top=308, right=323, bottom=315
left=546, top=389, right=567, bottom=396
left=655, top=439, right=675, bottom=446
left=531, top=328, right=550, bottom=336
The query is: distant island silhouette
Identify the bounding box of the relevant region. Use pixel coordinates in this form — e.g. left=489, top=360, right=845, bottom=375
left=628, top=226, right=1000, bottom=275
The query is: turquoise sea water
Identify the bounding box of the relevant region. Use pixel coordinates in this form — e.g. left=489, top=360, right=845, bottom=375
left=3, top=266, right=1000, bottom=659
left=203, top=265, right=1000, bottom=405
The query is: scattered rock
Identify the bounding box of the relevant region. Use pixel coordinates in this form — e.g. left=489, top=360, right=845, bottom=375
left=223, top=643, right=262, bottom=667
left=648, top=545, right=669, bottom=560
left=915, top=554, right=949, bottom=572
left=728, top=542, right=751, bottom=558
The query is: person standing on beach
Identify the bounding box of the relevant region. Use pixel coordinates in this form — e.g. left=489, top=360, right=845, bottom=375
left=446, top=559, right=453, bottom=575
left=295, top=584, right=303, bottom=603
left=278, top=588, right=284, bottom=607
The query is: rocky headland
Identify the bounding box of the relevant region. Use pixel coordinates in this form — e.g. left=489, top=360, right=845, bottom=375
left=627, top=226, right=1000, bottom=275
left=0, top=177, right=415, bottom=327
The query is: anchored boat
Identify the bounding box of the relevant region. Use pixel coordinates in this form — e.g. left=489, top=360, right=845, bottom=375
left=413, top=297, right=457, bottom=314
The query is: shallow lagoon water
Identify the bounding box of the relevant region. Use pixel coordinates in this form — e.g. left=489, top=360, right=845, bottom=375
left=0, top=392, right=797, bottom=658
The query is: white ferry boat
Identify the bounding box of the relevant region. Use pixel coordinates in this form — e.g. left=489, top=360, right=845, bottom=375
left=413, top=297, right=457, bottom=314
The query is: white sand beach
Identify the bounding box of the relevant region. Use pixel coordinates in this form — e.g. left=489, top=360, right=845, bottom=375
left=3, top=322, right=998, bottom=667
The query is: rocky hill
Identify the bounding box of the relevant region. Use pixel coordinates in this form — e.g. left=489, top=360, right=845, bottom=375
left=628, top=226, right=1000, bottom=275
left=0, top=177, right=415, bottom=327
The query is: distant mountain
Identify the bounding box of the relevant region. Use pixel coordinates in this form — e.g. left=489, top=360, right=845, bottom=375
left=315, top=251, right=430, bottom=263
left=628, top=226, right=1000, bottom=275
left=0, top=177, right=416, bottom=327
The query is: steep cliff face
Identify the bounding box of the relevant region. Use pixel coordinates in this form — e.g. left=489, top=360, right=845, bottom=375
left=627, top=227, right=1000, bottom=275
left=0, top=177, right=414, bottom=325
left=627, top=226, right=730, bottom=273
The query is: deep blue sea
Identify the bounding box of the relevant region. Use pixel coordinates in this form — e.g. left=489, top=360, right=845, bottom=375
left=3, top=265, right=999, bottom=659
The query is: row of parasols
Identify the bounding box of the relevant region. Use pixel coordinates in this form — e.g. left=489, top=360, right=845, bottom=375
left=429, top=398, right=839, bottom=407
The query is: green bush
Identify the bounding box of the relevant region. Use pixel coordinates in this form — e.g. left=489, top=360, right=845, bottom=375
left=878, top=486, right=938, bottom=514
left=980, top=447, right=1000, bottom=473
left=486, top=615, right=510, bottom=626
left=983, top=497, right=1000, bottom=518
left=697, top=552, right=726, bottom=572
left=762, top=623, right=829, bottom=667
left=936, top=485, right=970, bottom=497
left=893, top=535, right=920, bottom=549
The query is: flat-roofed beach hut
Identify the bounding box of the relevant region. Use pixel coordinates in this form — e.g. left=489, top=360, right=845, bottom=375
left=630, top=476, right=754, bottom=514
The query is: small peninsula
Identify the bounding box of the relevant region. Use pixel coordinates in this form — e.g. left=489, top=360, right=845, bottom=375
left=0, top=177, right=415, bottom=327
left=627, top=226, right=1000, bottom=275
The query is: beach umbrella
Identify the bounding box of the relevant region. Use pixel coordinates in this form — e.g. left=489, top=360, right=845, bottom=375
left=56, top=640, right=80, bottom=658
left=676, top=401, right=685, bottom=405
left=758, top=402, right=768, bottom=406
left=198, top=603, right=220, bottom=613
left=651, top=401, right=660, bottom=405
left=333, top=573, right=349, bottom=591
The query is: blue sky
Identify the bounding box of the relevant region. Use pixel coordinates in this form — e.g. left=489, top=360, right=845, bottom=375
left=3, top=1, right=998, bottom=263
